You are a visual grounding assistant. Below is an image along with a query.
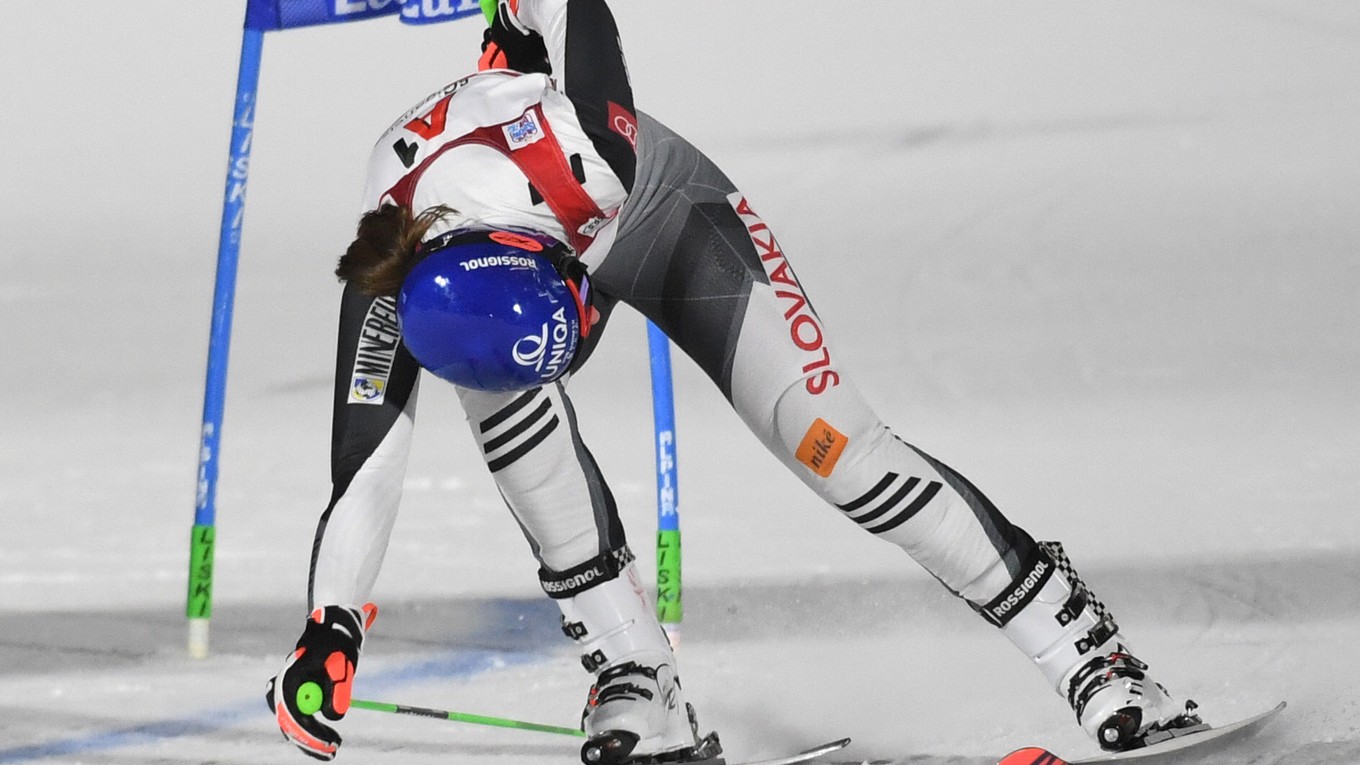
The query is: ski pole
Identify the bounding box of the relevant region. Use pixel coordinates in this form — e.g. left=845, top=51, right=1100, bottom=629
left=350, top=698, right=586, bottom=737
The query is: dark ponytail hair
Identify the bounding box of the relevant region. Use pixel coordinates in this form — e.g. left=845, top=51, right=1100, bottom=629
left=336, top=204, right=457, bottom=297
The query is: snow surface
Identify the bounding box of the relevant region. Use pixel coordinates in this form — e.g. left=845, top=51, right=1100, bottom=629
left=1, top=1, right=1357, bottom=763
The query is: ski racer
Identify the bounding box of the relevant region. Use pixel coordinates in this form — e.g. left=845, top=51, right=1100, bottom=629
left=266, top=0, right=1202, bottom=761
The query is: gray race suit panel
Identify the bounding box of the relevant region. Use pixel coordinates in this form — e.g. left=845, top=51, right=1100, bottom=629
left=460, top=112, right=1041, bottom=609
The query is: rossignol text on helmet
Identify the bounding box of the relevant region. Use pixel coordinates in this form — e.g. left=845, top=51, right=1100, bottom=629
left=397, top=228, right=592, bottom=392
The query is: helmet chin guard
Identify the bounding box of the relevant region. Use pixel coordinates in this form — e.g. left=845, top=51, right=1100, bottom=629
left=397, top=228, right=588, bottom=392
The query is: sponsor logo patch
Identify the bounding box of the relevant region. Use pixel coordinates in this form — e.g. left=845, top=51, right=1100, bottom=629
left=351, top=376, right=386, bottom=403
left=349, top=296, right=401, bottom=405
left=982, top=557, right=1054, bottom=626
left=577, top=214, right=612, bottom=238
left=796, top=418, right=848, bottom=477
left=503, top=111, right=543, bottom=150
left=459, top=254, right=538, bottom=270
left=512, top=306, right=577, bottom=382
left=608, top=101, right=638, bottom=149
left=539, top=548, right=635, bottom=599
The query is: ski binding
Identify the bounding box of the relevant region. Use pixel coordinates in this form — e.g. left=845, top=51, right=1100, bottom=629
left=582, top=731, right=851, bottom=765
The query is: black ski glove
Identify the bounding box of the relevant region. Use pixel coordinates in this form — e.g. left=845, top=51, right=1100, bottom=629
left=479, top=7, right=550, bottom=74
left=265, top=603, right=376, bottom=761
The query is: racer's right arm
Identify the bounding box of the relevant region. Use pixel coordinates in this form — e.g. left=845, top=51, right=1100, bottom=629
left=307, top=283, right=422, bottom=609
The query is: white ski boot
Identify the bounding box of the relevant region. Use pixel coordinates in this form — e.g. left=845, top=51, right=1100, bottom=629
left=545, top=551, right=710, bottom=765
left=997, top=542, right=1203, bottom=751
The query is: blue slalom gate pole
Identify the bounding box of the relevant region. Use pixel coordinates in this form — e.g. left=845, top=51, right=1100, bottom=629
left=187, top=22, right=264, bottom=659
left=184, top=0, right=486, bottom=661
left=647, top=322, right=682, bottom=640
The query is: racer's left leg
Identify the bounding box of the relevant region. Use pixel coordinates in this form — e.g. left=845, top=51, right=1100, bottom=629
left=593, top=112, right=1198, bottom=752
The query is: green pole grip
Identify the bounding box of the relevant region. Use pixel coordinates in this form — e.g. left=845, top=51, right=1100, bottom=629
left=186, top=524, right=215, bottom=619
left=480, top=0, right=497, bottom=24
left=656, top=529, right=682, bottom=623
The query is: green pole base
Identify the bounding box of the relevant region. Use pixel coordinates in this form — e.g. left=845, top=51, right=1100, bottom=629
left=656, top=529, right=682, bottom=623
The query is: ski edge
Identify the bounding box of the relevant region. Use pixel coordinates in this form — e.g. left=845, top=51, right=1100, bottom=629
left=733, top=737, right=852, bottom=765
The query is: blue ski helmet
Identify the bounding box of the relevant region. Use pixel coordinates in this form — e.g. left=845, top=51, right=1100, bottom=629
left=397, top=228, right=591, bottom=392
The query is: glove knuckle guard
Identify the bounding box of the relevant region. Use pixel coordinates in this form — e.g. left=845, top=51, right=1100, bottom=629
left=266, top=603, right=376, bottom=758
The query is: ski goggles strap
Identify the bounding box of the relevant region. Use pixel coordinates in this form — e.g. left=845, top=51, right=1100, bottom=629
left=544, top=251, right=593, bottom=339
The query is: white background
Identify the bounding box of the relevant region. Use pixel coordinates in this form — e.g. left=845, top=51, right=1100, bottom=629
left=0, top=2, right=1356, bottom=763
